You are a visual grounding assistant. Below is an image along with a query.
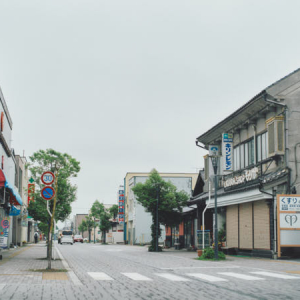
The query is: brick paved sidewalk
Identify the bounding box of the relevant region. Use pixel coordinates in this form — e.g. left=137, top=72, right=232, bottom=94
left=0, top=242, right=67, bottom=285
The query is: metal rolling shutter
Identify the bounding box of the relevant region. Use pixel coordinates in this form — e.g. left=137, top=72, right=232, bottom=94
left=239, top=202, right=253, bottom=249
left=254, top=200, right=270, bottom=250
left=226, top=205, right=238, bottom=248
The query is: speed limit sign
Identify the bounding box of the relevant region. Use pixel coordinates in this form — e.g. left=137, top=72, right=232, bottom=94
left=41, top=171, right=55, bottom=185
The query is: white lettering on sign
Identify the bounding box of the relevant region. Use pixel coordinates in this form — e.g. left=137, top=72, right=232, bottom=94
left=223, top=167, right=258, bottom=188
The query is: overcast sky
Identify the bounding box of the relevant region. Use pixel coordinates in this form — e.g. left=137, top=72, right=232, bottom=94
left=1, top=0, right=300, bottom=219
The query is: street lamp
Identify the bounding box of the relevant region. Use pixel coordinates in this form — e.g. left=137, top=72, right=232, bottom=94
left=210, top=155, right=219, bottom=260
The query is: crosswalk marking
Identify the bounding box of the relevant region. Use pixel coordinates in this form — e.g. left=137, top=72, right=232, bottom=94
left=122, top=273, right=152, bottom=281
left=250, top=271, right=300, bottom=279
left=187, top=273, right=228, bottom=282
left=218, top=272, right=264, bottom=281
left=88, top=272, right=114, bottom=281
left=155, top=273, right=190, bottom=282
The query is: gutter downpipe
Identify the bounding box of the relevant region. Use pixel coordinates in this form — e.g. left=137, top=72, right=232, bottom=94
left=202, top=179, right=212, bottom=250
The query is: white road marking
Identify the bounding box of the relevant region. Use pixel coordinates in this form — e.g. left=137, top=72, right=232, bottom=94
left=218, top=272, right=264, bottom=281
left=88, top=272, right=114, bottom=281
left=187, top=273, right=228, bottom=282
left=160, top=266, right=240, bottom=270
left=122, top=273, right=152, bottom=281
left=250, top=271, right=300, bottom=279
left=155, top=273, right=190, bottom=281
left=55, top=245, right=83, bottom=285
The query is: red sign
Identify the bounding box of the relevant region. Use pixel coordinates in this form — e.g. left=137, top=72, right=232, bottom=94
left=41, top=171, right=55, bottom=185
left=41, top=186, right=55, bottom=200
left=28, top=184, right=35, bottom=204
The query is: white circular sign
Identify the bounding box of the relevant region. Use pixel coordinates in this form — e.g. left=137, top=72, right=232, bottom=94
left=41, top=171, right=55, bottom=185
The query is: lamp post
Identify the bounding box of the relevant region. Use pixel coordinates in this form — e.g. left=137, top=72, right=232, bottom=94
left=210, top=155, right=219, bottom=260
left=156, top=186, right=159, bottom=252
left=93, top=217, right=96, bottom=244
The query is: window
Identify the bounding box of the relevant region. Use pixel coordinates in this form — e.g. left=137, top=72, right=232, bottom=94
left=234, top=139, right=254, bottom=171
left=257, top=132, right=268, bottom=162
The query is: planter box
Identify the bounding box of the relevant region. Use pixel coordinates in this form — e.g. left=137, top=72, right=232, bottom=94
left=197, top=250, right=203, bottom=257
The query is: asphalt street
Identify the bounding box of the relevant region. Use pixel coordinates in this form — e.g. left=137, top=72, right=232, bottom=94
left=1, top=242, right=300, bottom=300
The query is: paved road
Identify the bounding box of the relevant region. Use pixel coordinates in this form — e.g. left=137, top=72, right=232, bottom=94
left=1, top=242, right=300, bottom=299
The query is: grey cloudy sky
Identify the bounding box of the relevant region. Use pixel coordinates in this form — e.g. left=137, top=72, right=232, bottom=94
left=1, top=0, right=300, bottom=217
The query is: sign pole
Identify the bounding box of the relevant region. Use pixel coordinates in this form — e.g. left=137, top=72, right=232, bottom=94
left=47, top=171, right=58, bottom=269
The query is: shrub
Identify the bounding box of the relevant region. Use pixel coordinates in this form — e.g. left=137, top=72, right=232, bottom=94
left=199, top=247, right=226, bottom=260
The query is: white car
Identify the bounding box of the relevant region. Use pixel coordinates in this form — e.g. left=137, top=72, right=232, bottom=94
left=60, top=230, right=73, bottom=245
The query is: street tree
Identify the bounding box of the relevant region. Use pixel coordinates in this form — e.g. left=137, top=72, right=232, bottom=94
left=78, top=222, right=86, bottom=236
left=132, top=169, right=189, bottom=252
left=91, top=200, right=114, bottom=244
left=109, top=204, right=119, bottom=220
left=27, top=149, right=80, bottom=267
left=81, top=215, right=95, bottom=242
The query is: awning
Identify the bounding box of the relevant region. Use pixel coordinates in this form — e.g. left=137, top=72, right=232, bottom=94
left=0, top=169, right=23, bottom=206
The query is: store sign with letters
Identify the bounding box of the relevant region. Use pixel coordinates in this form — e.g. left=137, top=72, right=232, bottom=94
left=277, top=195, right=300, bottom=258
left=223, top=167, right=258, bottom=188
left=222, top=133, right=233, bottom=171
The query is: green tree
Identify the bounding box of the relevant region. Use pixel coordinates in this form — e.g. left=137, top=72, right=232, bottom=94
left=91, top=200, right=114, bottom=244
left=82, top=215, right=95, bottom=243
left=27, top=149, right=80, bottom=264
left=109, top=204, right=119, bottom=220
left=78, top=222, right=86, bottom=236
left=132, top=169, right=189, bottom=252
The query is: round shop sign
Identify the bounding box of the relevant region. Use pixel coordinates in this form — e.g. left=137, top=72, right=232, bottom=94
left=41, top=186, right=55, bottom=201
left=41, top=171, right=55, bottom=185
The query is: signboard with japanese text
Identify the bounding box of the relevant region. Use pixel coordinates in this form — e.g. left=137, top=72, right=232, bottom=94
left=28, top=183, right=35, bottom=204
left=222, top=133, right=233, bottom=171
left=0, top=217, right=10, bottom=249
left=118, top=188, right=125, bottom=224
left=277, top=195, right=300, bottom=258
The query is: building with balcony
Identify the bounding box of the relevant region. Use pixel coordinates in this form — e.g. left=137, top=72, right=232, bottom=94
left=189, top=68, right=300, bottom=258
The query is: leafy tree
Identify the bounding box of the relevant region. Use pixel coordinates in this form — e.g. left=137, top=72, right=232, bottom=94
left=91, top=200, right=114, bottom=244
left=82, top=215, right=95, bottom=242
left=27, top=149, right=80, bottom=265
left=132, top=169, right=189, bottom=252
left=109, top=204, right=119, bottom=220
left=78, top=222, right=87, bottom=236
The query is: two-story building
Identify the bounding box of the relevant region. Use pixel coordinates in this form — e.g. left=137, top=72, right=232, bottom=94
left=0, top=87, right=23, bottom=258
left=189, top=68, right=300, bottom=258
left=124, top=172, right=198, bottom=245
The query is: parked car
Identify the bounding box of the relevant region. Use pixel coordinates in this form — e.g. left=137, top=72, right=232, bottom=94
left=74, top=235, right=83, bottom=243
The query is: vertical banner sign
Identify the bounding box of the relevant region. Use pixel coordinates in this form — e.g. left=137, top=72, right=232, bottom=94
left=0, top=217, right=10, bottom=249
left=222, top=133, right=233, bottom=171
left=28, top=183, right=35, bottom=204
left=118, top=189, right=125, bottom=224
left=277, top=194, right=300, bottom=258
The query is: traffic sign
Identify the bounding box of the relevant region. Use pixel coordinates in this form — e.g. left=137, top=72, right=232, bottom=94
left=41, top=171, right=55, bottom=185
left=41, top=186, right=55, bottom=200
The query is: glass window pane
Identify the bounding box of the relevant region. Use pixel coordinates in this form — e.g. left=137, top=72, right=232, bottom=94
left=262, top=133, right=266, bottom=160
left=249, top=139, right=254, bottom=165
left=244, top=143, right=249, bottom=167
left=257, top=135, right=261, bottom=162
left=240, top=144, right=244, bottom=169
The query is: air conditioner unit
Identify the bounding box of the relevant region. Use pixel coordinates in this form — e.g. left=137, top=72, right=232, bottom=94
left=266, top=116, right=284, bottom=157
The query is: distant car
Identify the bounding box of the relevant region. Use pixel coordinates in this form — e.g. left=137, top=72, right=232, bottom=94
left=74, top=235, right=83, bottom=243
left=61, top=230, right=73, bottom=245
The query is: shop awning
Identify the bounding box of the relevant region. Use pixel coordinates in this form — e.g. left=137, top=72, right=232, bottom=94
left=0, top=169, right=23, bottom=206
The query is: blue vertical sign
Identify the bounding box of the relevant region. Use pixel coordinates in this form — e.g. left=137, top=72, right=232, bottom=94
left=222, top=133, right=233, bottom=171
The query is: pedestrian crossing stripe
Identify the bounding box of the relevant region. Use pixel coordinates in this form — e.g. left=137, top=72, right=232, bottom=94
left=187, top=273, right=228, bottom=282
left=218, top=272, right=264, bottom=281
left=87, top=271, right=300, bottom=282
left=250, top=271, right=300, bottom=279
left=122, top=273, right=152, bottom=281
left=88, top=272, right=114, bottom=281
